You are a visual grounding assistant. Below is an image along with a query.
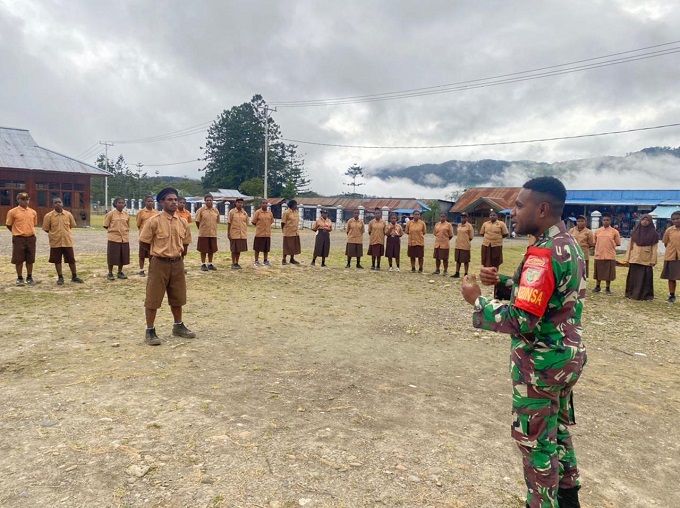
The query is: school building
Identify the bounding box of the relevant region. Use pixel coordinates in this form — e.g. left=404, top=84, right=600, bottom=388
left=0, top=127, right=109, bottom=226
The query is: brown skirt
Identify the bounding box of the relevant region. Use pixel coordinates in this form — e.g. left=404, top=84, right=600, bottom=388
left=625, top=263, right=654, bottom=300
left=481, top=245, right=503, bottom=268
left=661, top=260, right=680, bottom=280
left=407, top=245, right=424, bottom=258
left=107, top=241, right=130, bottom=266
left=253, top=236, right=271, bottom=253
left=385, top=236, right=401, bottom=259
left=197, top=236, right=218, bottom=254
left=454, top=248, right=471, bottom=264
left=229, top=238, right=248, bottom=253
left=313, top=230, right=330, bottom=257
left=433, top=247, right=450, bottom=261
left=368, top=243, right=384, bottom=257
left=283, top=235, right=301, bottom=255
left=345, top=242, right=363, bottom=257
left=594, top=259, right=616, bottom=281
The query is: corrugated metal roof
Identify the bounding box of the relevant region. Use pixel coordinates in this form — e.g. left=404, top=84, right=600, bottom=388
left=210, top=188, right=253, bottom=200
left=566, top=189, right=680, bottom=205
left=451, top=187, right=522, bottom=213
left=0, top=127, right=109, bottom=175
left=291, top=197, right=430, bottom=210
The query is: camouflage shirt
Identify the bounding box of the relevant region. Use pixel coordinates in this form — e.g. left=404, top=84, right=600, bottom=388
left=472, top=221, right=587, bottom=387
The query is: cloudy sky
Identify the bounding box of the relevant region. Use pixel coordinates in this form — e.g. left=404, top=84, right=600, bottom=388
left=2, top=0, right=680, bottom=197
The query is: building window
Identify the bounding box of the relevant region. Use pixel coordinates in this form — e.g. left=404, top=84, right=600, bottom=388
left=37, top=191, right=48, bottom=207
left=0, top=189, right=10, bottom=206
left=63, top=192, right=72, bottom=207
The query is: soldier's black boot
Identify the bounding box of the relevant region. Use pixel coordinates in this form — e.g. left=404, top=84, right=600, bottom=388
left=557, top=486, right=581, bottom=508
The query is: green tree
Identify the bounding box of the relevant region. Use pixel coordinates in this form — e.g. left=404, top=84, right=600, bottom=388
left=239, top=177, right=264, bottom=197
left=344, top=164, right=365, bottom=196
left=422, top=199, right=442, bottom=228
left=92, top=154, right=153, bottom=204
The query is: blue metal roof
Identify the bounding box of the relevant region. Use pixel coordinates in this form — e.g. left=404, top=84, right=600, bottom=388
left=566, top=190, right=680, bottom=205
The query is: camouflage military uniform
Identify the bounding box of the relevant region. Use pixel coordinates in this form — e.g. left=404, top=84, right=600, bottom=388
left=472, top=221, right=587, bottom=508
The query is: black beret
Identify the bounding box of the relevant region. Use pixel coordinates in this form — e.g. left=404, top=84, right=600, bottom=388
left=157, top=187, right=179, bottom=201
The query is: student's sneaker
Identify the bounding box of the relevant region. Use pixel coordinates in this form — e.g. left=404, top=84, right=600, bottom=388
left=16, top=277, right=25, bottom=286
left=668, top=295, right=676, bottom=303
left=107, top=273, right=115, bottom=281
left=208, top=264, right=217, bottom=271
left=311, top=261, right=316, bottom=266
left=388, top=267, right=393, bottom=272
left=254, top=261, right=261, bottom=267
left=201, top=264, right=209, bottom=272
left=451, top=272, right=460, bottom=278
left=232, top=264, right=242, bottom=270
left=443, top=271, right=448, bottom=276
left=72, top=276, right=84, bottom=283
left=345, top=264, right=351, bottom=269
left=593, top=286, right=601, bottom=293
left=26, top=276, right=35, bottom=285
left=282, top=260, right=289, bottom=265
left=375, top=266, right=381, bottom=271
left=395, top=267, right=400, bottom=272
left=172, top=322, right=196, bottom=339
left=138, top=270, right=145, bottom=277
left=432, top=270, right=440, bottom=275
left=117, top=272, right=127, bottom=279
left=605, top=288, right=612, bottom=295
left=263, top=261, right=271, bottom=267
left=411, top=268, right=416, bottom=272
left=370, top=266, right=376, bottom=270
left=356, top=264, right=364, bottom=269
left=290, top=259, right=301, bottom=265
left=145, top=328, right=162, bottom=346
left=321, top=263, right=327, bottom=267
left=57, top=276, right=64, bottom=286
left=418, top=268, right=423, bottom=273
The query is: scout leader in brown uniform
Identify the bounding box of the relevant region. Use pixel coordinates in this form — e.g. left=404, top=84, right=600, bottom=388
left=42, top=197, right=84, bottom=285
left=405, top=209, right=427, bottom=272
left=139, top=187, right=196, bottom=346
left=345, top=209, right=365, bottom=269
left=251, top=200, right=274, bottom=267
left=103, top=197, right=131, bottom=280
left=5, top=191, right=38, bottom=286
left=281, top=200, right=302, bottom=265
left=227, top=197, right=249, bottom=270
left=368, top=207, right=387, bottom=270
left=479, top=210, right=509, bottom=269
left=568, top=215, right=595, bottom=278
left=136, top=195, right=159, bottom=276
left=432, top=213, right=454, bottom=276
left=452, top=212, right=474, bottom=278
left=311, top=209, right=332, bottom=267
left=195, top=195, right=220, bottom=271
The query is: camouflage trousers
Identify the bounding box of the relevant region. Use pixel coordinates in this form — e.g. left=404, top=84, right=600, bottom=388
left=511, top=379, right=580, bottom=508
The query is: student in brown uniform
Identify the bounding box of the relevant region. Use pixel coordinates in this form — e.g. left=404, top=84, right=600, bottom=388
left=345, top=209, right=365, bottom=269
left=593, top=212, right=621, bottom=294
left=5, top=192, right=38, bottom=286
left=42, top=197, right=84, bottom=285
left=661, top=211, right=680, bottom=303
left=311, top=209, right=332, bottom=267
left=569, top=215, right=595, bottom=278
left=251, top=200, right=274, bottom=267
left=432, top=213, right=454, bottom=275
left=479, top=210, right=509, bottom=269
left=452, top=212, right=474, bottom=278
left=195, top=195, right=220, bottom=271
left=176, top=197, right=193, bottom=261
left=281, top=200, right=302, bottom=265
left=139, top=187, right=195, bottom=346
left=103, top=197, right=131, bottom=281
left=227, top=198, right=249, bottom=270
left=623, top=214, right=658, bottom=300
left=368, top=207, right=386, bottom=270
left=136, top=195, right=159, bottom=276
left=405, top=209, right=427, bottom=272
left=385, top=213, right=403, bottom=271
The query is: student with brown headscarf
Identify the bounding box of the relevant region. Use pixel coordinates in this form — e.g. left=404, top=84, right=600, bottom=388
left=623, top=214, right=658, bottom=300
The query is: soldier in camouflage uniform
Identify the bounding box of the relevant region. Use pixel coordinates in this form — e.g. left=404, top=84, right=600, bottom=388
left=461, top=177, right=587, bottom=508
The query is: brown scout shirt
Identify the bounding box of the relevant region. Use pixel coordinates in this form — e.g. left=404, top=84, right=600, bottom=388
left=594, top=226, right=621, bottom=260
left=368, top=219, right=386, bottom=246
left=433, top=221, right=454, bottom=249
left=312, top=218, right=332, bottom=232
left=6, top=206, right=38, bottom=237
left=139, top=211, right=190, bottom=259
left=386, top=223, right=403, bottom=238
left=228, top=208, right=250, bottom=240
left=282, top=209, right=300, bottom=237
left=569, top=226, right=595, bottom=260
left=195, top=206, right=220, bottom=238
left=662, top=226, right=680, bottom=261
left=42, top=210, right=76, bottom=248
left=455, top=222, right=474, bottom=250
left=479, top=220, right=508, bottom=247
left=103, top=209, right=130, bottom=243
left=345, top=218, right=365, bottom=244
left=136, top=208, right=159, bottom=230
left=252, top=209, right=274, bottom=237
left=405, top=219, right=426, bottom=246
left=177, top=209, right=192, bottom=224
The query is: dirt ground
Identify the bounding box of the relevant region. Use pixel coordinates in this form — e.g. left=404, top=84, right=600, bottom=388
left=0, top=222, right=678, bottom=508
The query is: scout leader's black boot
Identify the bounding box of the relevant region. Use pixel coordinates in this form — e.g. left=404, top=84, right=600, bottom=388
left=557, top=486, right=581, bottom=508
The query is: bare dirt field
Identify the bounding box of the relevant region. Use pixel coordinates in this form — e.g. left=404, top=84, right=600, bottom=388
left=0, top=222, right=678, bottom=508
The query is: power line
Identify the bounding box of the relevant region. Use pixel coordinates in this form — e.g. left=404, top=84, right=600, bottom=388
left=136, top=158, right=204, bottom=167
left=280, top=122, right=680, bottom=149
left=110, top=121, right=212, bottom=144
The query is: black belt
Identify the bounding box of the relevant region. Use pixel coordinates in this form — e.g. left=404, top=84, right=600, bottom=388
left=155, top=256, right=182, bottom=263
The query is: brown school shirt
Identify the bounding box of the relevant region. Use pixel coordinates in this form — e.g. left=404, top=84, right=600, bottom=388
left=6, top=205, right=38, bottom=237
left=136, top=207, right=159, bottom=230
left=103, top=209, right=130, bottom=243
left=405, top=219, right=426, bottom=246
left=386, top=223, right=403, bottom=238
left=594, top=226, right=621, bottom=260
left=569, top=226, right=595, bottom=260
left=195, top=206, right=220, bottom=238
left=662, top=226, right=680, bottom=261
left=281, top=209, right=300, bottom=237
left=345, top=218, right=365, bottom=244
left=433, top=221, right=454, bottom=249
left=139, top=211, right=190, bottom=258
left=455, top=222, right=474, bottom=250
left=228, top=208, right=250, bottom=240
left=479, top=220, right=508, bottom=247
left=368, top=218, right=386, bottom=246
left=252, top=208, right=274, bottom=237
left=42, top=210, right=76, bottom=248
left=177, top=209, right=192, bottom=224
left=312, top=218, right=333, bottom=232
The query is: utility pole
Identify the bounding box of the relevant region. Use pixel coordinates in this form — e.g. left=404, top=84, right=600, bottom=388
left=100, top=141, right=114, bottom=211
left=135, top=162, right=144, bottom=198
left=263, top=105, right=277, bottom=200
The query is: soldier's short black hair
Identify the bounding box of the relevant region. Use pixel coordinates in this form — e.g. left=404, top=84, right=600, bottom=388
left=523, top=177, right=566, bottom=217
